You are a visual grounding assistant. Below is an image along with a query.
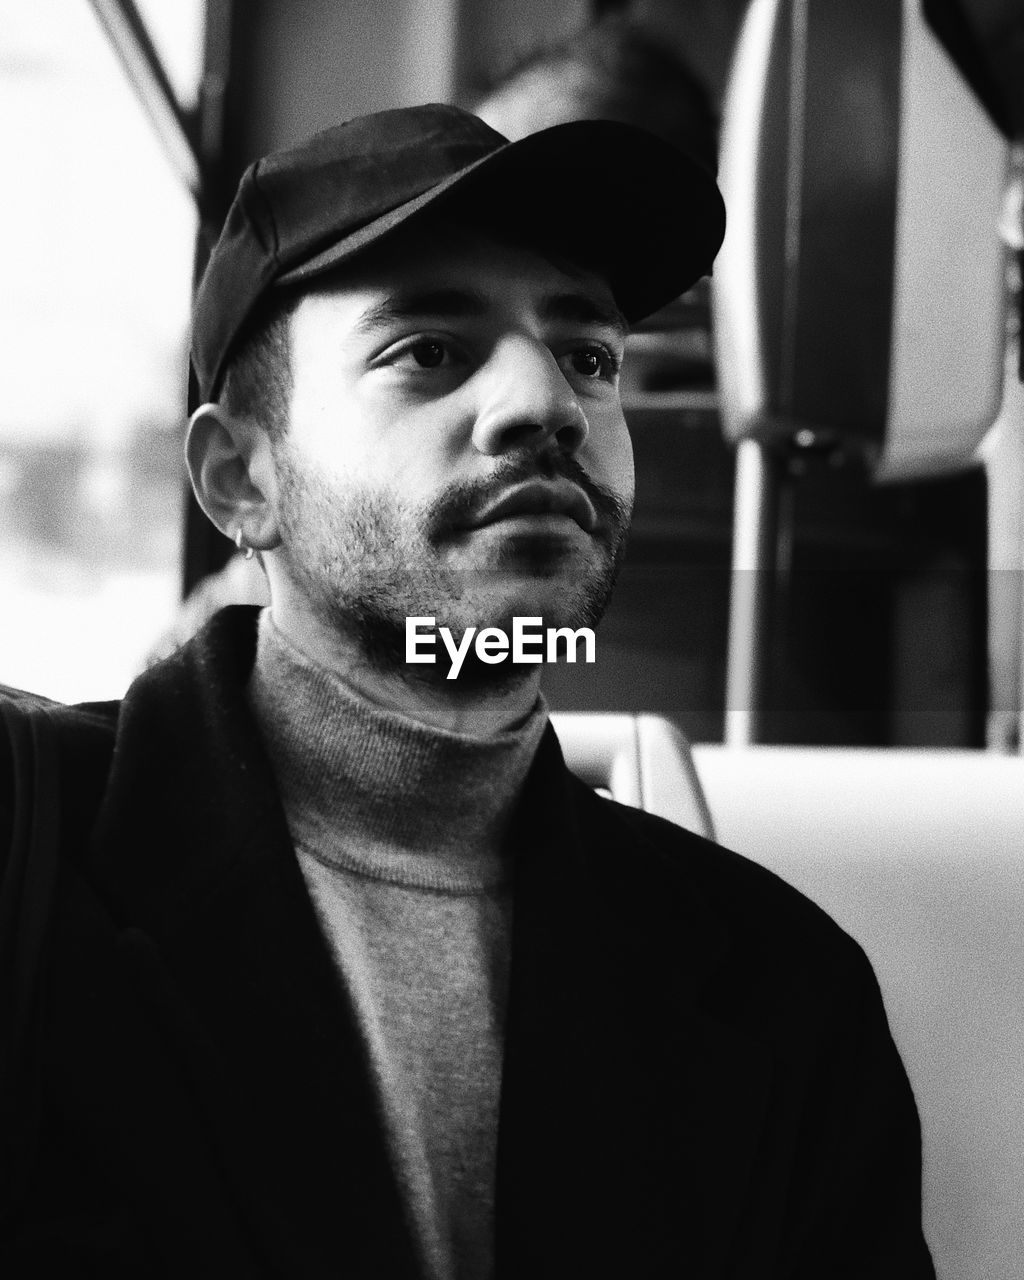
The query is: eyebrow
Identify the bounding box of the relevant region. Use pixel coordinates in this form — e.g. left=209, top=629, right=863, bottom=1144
left=353, top=287, right=629, bottom=339
left=541, top=292, right=629, bottom=338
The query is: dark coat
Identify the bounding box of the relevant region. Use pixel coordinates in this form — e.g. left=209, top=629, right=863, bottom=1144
left=1, top=607, right=934, bottom=1278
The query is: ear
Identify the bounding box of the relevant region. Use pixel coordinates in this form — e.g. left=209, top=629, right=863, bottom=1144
left=185, top=403, right=282, bottom=551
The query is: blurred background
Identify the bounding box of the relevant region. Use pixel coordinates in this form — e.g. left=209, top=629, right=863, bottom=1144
left=0, top=0, right=1021, bottom=750
left=0, top=0, right=201, bottom=701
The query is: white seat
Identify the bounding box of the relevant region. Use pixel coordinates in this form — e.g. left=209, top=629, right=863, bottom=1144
left=691, top=745, right=1024, bottom=1280
left=553, top=721, right=1023, bottom=1274
left=550, top=712, right=715, bottom=841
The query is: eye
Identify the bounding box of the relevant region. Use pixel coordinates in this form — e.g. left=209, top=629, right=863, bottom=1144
left=385, top=337, right=464, bottom=372
left=404, top=339, right=448, bottom=369
left=409, top=340, right=445, bottom=366
left=565, top=344, right=620, bottom=382
left=374, top=334, right=471, bottom=387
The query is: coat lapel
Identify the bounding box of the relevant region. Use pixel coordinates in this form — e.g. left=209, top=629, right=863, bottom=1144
left=497, top=729, right=776, bottom=1278
left=88, top=607, right=418, bottom=1278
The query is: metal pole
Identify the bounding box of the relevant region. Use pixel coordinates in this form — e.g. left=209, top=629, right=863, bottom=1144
left=724, top=438, right=782, bottom=746
left=183, top=0, right=238, bottom=597
left=85, top=0, right=201, bottom=201
left=986, top=157, right=1024, bottom=750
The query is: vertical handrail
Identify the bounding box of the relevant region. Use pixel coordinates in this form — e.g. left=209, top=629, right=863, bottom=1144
left=724, top=439, right=782, bottom=746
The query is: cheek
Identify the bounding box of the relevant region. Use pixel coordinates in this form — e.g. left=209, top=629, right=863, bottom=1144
left=582, top=409, right=634, bottom=500
left=287, top=382, right=385, bottom=478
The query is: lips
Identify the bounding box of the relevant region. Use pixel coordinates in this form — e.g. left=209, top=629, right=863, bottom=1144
left=468, top=479, right=598, bottom=534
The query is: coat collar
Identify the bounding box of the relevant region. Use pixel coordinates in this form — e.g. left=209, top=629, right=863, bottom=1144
left=89, top=606, right=771, bottom=1276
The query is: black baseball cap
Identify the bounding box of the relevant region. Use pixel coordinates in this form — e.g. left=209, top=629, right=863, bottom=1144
left=190, top=102, right=725, bottom=409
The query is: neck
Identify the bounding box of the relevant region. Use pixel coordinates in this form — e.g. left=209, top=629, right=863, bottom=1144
left=267, top=600, right=543, bottom=738
left=248, top=609, right=550, bottom=880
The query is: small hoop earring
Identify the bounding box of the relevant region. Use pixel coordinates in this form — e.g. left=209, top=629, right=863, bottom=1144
left=234, top=529, right=255, bottom=561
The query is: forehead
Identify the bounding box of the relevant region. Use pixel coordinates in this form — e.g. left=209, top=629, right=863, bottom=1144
left=288, top=220, right=627, bottom=336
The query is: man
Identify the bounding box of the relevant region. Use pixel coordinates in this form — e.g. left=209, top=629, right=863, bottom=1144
left=1, top=104, right=933, bottom=1277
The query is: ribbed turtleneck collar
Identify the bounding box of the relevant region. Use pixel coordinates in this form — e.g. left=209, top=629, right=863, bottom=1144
left=246, top=610, right=549, bottom=892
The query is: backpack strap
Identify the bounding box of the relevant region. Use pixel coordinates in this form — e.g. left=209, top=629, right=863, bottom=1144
left=0, top=694, right=115, bottom=1221
left=1, top=700, right=67, bottom=1056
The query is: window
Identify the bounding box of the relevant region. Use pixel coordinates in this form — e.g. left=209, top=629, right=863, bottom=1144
left=0, top=0, right=203, bottom=701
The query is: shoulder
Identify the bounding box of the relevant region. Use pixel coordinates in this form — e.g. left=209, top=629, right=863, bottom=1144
left=571, top=775, right=872, bottom=985
left=0, top=693, right=120, bottom=763
left=0, top=691, right=120, bottom=866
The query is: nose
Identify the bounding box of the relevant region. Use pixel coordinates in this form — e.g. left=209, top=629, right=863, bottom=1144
left=471, top=334, right=589, bottom=457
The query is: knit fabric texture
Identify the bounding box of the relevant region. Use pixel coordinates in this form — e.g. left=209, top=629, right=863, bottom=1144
left=246, top=610, right=548, bottom=1279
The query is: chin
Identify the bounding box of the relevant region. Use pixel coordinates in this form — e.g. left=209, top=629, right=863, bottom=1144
left=459, top=587, right=598, bottom=635
left=442, top=546, right=620, bottom=634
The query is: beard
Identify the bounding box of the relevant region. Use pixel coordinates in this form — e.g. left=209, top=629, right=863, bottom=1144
left=270, top=443, right=632, bottom=691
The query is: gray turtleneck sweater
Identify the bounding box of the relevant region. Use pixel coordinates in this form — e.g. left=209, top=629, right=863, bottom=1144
left=246, top=611, right=548, bottom=1280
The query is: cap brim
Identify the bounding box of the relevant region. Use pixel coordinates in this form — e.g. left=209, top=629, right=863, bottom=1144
left=276, top=119, right=725, bottom=324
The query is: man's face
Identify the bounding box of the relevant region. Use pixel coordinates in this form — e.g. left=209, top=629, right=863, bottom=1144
left=268, top=221, right=634, bottom=679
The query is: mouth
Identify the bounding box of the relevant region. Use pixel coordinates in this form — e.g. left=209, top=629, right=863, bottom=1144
left=466, top=480, right=599, bottom=535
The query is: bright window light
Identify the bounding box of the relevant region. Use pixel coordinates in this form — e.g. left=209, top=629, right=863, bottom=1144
left=0, top=0, right=203, bottom=702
